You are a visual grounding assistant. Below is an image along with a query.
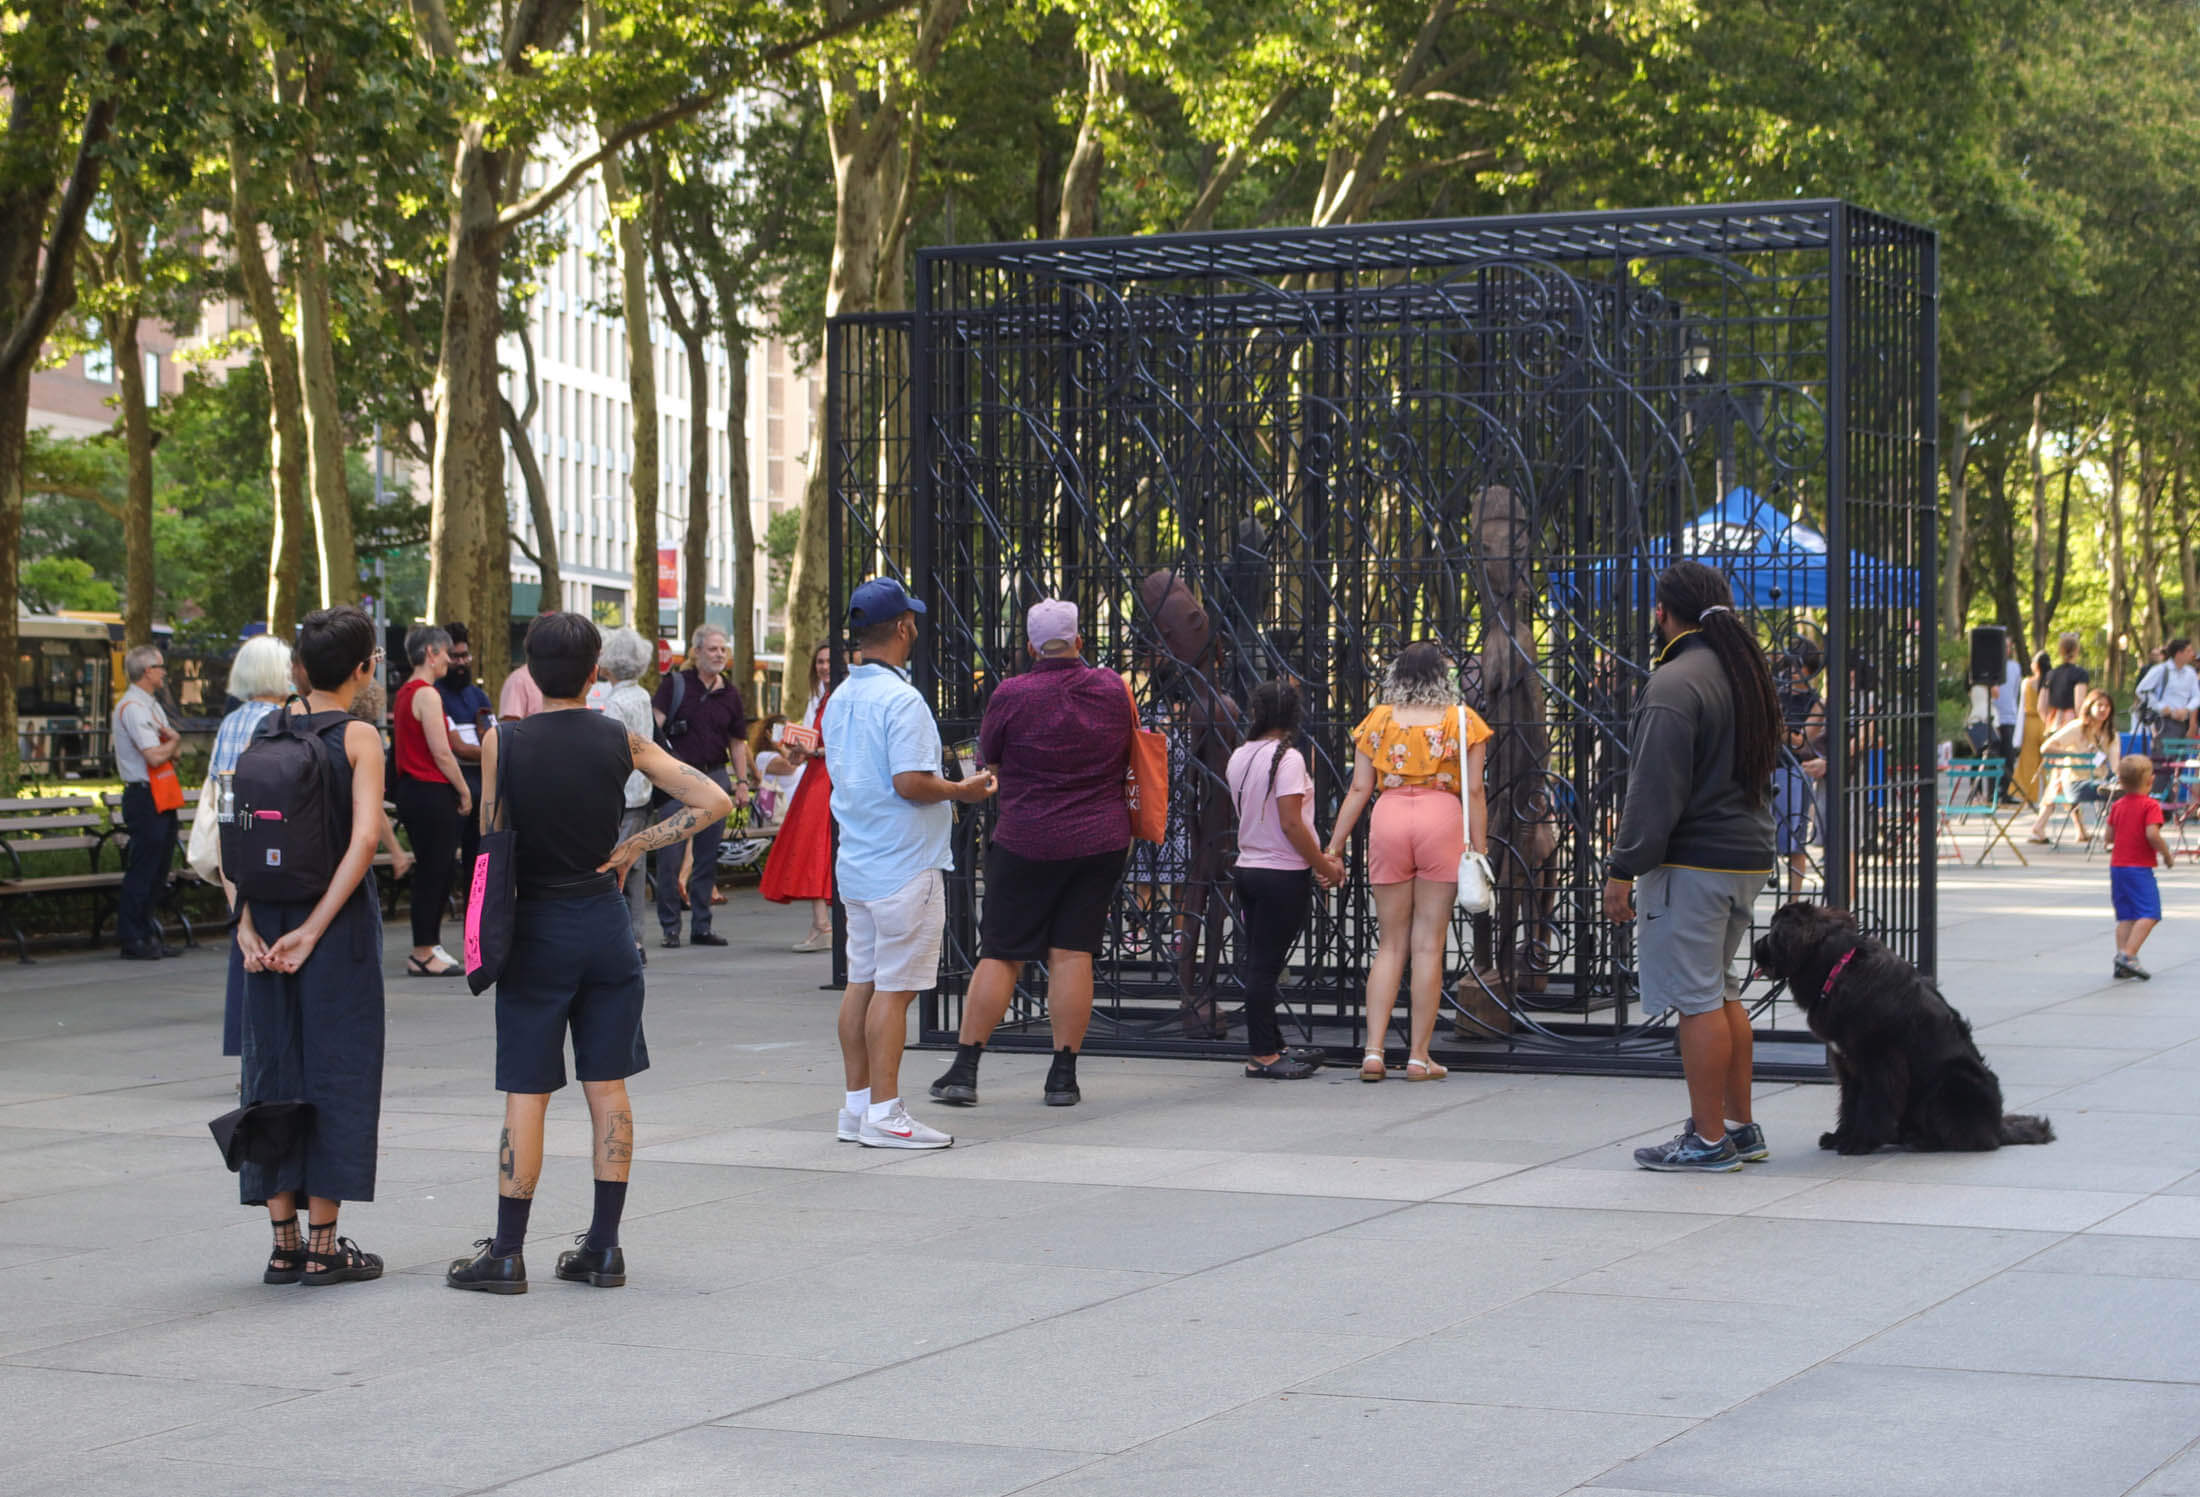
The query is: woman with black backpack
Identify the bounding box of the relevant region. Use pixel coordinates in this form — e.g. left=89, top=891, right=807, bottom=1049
left=229, top=605, right=390, bottom=1287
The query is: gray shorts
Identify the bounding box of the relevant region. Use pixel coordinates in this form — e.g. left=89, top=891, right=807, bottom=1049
left=1635, top=866, right=1769, bottom=1018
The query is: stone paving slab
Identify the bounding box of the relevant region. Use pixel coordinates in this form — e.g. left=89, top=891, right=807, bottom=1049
left=2, top=860, right=2200, bottom=1494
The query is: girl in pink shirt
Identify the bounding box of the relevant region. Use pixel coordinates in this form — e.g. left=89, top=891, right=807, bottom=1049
left=1228, top=681, right=1345, bottom=1079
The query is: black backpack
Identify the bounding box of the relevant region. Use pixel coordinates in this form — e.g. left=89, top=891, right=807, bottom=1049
left=221, top=709, right=355, bottom=905
left=648, top=670, right=686, bottom=810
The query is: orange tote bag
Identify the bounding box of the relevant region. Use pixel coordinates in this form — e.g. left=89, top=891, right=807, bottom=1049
left=1121, top=678, right=1169, bottom=844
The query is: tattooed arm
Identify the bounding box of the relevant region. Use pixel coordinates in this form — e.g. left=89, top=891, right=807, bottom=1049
left=597, top=733, right=735, bottom=877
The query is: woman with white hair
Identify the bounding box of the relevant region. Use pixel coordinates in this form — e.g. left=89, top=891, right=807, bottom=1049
left=588, top=627, right=659, bottom=960
left=203, top=635, right=296, bottom=1057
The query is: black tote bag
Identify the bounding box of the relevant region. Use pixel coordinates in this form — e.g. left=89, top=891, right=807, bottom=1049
left=464, top=724, right=518, bottom=995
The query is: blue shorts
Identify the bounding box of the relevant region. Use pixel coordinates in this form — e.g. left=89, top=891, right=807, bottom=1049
left=495, top=890, right=649, bottom=1093
left=2111, top=866, right=2162, bottom=923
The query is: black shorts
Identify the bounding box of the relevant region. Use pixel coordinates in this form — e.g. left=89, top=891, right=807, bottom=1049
left=979, top=844, right=1129, bottom=962
left=495, top=890, right=650, bottom=1093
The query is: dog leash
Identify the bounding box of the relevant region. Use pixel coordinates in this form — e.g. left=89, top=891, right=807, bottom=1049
left=1821, top=945, right=1858, bottom=1002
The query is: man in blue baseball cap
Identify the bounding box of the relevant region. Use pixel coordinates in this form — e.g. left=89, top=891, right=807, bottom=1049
left=824, top=577, right=995, bottom=1148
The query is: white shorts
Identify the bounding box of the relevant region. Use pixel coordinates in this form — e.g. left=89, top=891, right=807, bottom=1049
left=845, top=869, right=946, bottom=993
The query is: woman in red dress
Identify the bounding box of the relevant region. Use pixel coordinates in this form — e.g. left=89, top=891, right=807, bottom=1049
left=759, top=644, right=835, bottom=951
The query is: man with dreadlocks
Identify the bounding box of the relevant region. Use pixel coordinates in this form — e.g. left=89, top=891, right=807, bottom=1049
left=1604, top=560, right=1781, bottom=1173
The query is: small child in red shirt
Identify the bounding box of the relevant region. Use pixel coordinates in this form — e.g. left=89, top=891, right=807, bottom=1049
left=2107, top=754, right=2176, bottom=980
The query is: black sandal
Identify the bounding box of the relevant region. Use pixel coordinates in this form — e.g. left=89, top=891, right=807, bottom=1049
left=264, top=1214, right=303, bottom=1286
left=301, top=1225, right=384, bottom=1287
left=1244, top=1054, right=1320, bottom=1080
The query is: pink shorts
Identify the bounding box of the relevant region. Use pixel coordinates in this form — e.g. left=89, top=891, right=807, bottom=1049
left=1368, top=786, right=1466, bottom=885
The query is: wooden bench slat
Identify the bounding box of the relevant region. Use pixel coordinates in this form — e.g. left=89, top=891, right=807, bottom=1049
left=0, top=816, right=106, bottom=834
left=0, top=873, right=124, bottom=893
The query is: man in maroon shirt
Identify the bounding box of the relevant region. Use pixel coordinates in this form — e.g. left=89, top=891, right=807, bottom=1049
left=649, top=626, right=754, bottom=947
left=931, top=600, right=1134, bottom=1108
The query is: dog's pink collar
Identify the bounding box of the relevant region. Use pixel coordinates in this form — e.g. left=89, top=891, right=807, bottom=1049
left=1822, top=946, right=1858, bottom=1002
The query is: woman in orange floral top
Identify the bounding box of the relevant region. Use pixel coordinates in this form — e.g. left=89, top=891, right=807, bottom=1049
left=1326, top=642, right=1492, bottom=1081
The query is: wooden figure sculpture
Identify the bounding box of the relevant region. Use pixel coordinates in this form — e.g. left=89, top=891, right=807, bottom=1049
left=1138, top=568, right=1242, bottom=1038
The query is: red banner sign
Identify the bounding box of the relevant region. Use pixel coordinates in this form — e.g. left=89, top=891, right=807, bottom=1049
left=657, top=547, right=679, bottom=602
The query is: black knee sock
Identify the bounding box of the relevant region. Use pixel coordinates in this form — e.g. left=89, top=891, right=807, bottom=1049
left=492, top=1195, right=532, bottom=1257
left=586, top=1179, right=628, bottom=1252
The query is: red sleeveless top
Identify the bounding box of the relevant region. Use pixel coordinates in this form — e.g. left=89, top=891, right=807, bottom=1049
left=392, top=679, right=448, bottom=784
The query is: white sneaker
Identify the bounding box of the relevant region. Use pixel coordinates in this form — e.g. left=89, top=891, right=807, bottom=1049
left=857, top=1099, right=952, bottom=1150
left=835, top=1106, right=862, bottom=1143
left=430, top=943, right=462, bottom=970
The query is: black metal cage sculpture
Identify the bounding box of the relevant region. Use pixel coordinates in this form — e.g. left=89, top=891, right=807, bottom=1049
left=829, top=200, right=1936, bottom=1078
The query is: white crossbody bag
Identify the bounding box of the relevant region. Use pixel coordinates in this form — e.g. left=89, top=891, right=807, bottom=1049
left=1454, top=708, right=1494, bottom=915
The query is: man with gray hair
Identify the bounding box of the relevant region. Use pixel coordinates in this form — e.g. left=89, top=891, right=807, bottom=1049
left=649, top=624, right=753, bottom=947
left=113, top=644, right=184, bottom=959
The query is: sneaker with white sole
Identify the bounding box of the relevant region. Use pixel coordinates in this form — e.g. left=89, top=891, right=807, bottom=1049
left=857, top=1099, right=952, bottom=1150
left=1634, top=1126, right=1742, bottom=1172
left=835, top=1107, right=862, bottom=1143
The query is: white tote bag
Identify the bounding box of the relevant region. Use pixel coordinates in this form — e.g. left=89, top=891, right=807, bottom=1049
left=186, top=774, right=224, bottom=885
left=1454, top=709, right=1494, bottom=915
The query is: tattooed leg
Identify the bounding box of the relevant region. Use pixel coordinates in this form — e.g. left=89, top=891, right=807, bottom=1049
left=582, top=1079, right=633, bottom=1183
left=499, top=1093, right=551, bottom=1199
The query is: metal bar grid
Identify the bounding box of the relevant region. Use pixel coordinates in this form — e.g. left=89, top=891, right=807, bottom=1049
left=829, top=201, right=1935, bottom=1076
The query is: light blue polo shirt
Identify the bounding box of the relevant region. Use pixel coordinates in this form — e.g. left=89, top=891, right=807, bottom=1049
left=823, top=661, right=951, bottom=903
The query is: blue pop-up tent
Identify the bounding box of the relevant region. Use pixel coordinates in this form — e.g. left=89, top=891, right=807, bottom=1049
left=1636, top=488, right=1916, bottom=609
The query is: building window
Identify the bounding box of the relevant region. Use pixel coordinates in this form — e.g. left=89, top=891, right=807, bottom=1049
left=82, top=320, right=113, bottom=383
left=143, top=350, right=160, bottom=406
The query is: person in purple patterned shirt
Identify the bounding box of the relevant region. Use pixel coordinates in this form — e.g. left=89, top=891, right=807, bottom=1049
left=930, top=599, right=1135, bottom=1109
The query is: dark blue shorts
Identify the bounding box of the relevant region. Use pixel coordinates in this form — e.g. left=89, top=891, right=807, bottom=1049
left=495, top=890, right=649, bottom=1093
left=2111, top=866, right=2162, bottom=923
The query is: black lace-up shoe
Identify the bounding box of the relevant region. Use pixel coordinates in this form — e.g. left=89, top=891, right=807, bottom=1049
left=555, top=1234, right=627, bottom=1288
left=445, top=1239, right=527, bottom=1294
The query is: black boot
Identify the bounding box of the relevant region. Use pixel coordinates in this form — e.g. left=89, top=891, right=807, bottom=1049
left=930, top=1042, right=984, bottom=1105
left=1043, top=1046, right=1080, bottom=1107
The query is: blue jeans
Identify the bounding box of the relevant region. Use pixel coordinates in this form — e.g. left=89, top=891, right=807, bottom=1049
left=655, top=766, right=731, bottom=937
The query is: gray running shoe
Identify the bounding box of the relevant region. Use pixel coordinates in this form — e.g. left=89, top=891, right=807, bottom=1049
left=1634, top=1127, right=1742, bottom=1172
left=857, top=1099, right=953, bottom=1150
left=1728, top=1121, right=1771, bottom=1163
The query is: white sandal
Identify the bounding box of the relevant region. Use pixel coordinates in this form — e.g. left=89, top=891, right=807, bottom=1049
left=1359, top=1052, right=1386, bottom=1083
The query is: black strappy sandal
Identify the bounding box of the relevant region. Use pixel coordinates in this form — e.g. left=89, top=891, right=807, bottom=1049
left=301, top=1225, right=384, bottom=1287
left=264, top=1215, right=304, bottom=1285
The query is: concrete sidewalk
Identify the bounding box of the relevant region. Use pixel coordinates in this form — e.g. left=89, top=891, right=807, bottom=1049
left=3, top=857, right=2200, bottom=1495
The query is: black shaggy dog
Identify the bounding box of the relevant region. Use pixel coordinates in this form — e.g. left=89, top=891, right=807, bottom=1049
left=1752, top=902, right=2054, bottom=1154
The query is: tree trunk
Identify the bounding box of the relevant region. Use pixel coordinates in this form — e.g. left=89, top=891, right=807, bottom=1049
left=2026, top=390, right=2051, bottom=649
left=2178, top=458, right=2197, bottom=629
left=650, top=234, right=714, bottom=651
left=1056, top=55, right=1107, bottom=240
left=427, top=119, right=511, bottom=687
left=229, top=145, right=309, bottom=636
left=2140, top=432, right=2168, bottom=647
left=599, top=144, right=660, bottom=642
left=2106, top=428, right=2129, bottom=682
left=1942, top=392, right=1973, bottom=642
left=502, top=321, right=559, bottom=608
left=1979, top=460, right=2027, bottom=654
left=292, top=224, right=357, bottom=607
left=722, top=327, right=754, bottom=686
left=0, top=57, right=111, bottom=790
left=786, top=0, right=967, bottom=682
left=112, top=253, right=155, bottom=646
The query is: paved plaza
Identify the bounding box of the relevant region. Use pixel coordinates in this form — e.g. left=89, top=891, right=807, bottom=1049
left=4, top=857, right=2200, bottom=1495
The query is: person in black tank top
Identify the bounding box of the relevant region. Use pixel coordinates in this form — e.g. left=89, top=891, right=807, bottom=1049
left=445, top=612, right=731, bottom=1297
left=498, top=710, right=629, bottom=899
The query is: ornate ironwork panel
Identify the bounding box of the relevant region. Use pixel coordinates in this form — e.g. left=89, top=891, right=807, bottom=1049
left=828, top=201, right=1936, bottom=1076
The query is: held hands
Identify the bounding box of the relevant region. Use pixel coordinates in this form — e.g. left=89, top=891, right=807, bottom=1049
left=1602, top=877, right=1635, bottom=924
left=264, top=924, right=322, bottom=973
left=955, top=769, right=998, bottom=804
left=1313, top=851, right=1346, bottom=889
left=236, top=919, right=271, bottom=973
